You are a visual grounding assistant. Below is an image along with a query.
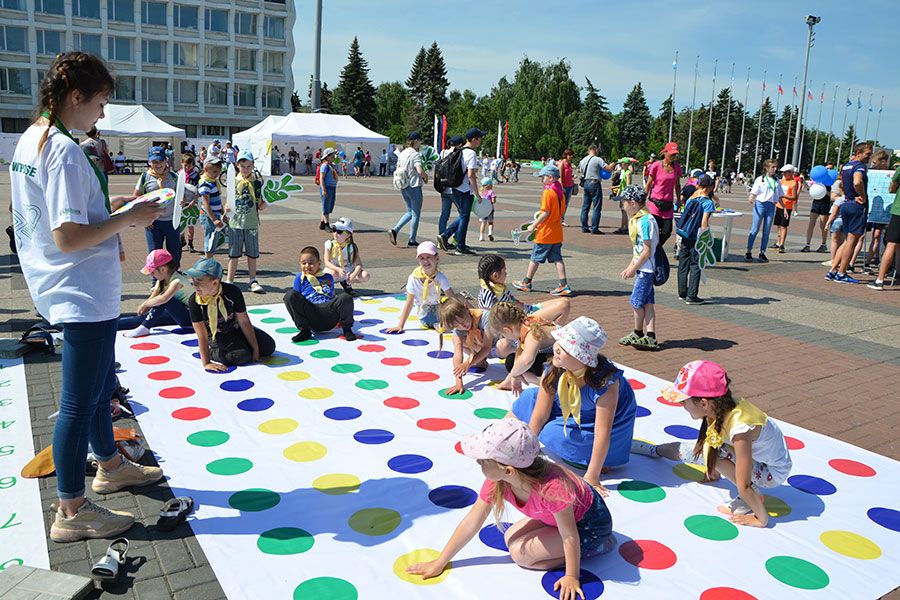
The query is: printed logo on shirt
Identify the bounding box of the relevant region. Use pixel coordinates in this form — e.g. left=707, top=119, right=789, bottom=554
left=58, top=208, right=82, bottom=217
left=10, top=162, right=37, bottom=177
left=12, top=205, right=41, bottom=240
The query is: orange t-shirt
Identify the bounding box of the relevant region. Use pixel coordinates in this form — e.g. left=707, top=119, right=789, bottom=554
left=534, top=187, right=565, bottom=245
left=778, top=178, right=799, bottom=210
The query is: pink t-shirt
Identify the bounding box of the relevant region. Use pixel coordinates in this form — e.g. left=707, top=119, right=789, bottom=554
left=646, top=160, right=683, bottom=218
left=479, top=473, right=594, bottom=527
left=560, top=160, right=575, bottom=188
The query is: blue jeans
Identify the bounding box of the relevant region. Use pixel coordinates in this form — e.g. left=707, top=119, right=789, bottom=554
left=581, top=181, right=603, bottom=231
left=117, top=297, right=192, bottom=331
left=394, top=186, right=423, bottom=243
left=438, top=192, right=455, bottom=237
left=747, top=201, right=776, bottom=253
left=562, top=185, right=574, bottom=221
left=445, top=190, right=473, bottom=248
left=54, top=319, right=119, bottom=499
left=320, top=185, right=336, bottom=217
left=145, top=219, right=181, bottom=266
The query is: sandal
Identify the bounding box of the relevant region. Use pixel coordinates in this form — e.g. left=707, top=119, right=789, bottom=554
left=91, top=537, right=128, bottom=580
left=157, top=496, right=194, bottom=532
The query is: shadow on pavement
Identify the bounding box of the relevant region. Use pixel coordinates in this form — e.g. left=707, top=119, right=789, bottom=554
left=660, top=337, right=738, bottom=351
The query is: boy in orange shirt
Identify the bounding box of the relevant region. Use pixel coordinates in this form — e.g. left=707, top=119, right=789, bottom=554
left=512, top=165, right=571, bottom=296
left=773, top=164, right=799, bottom=253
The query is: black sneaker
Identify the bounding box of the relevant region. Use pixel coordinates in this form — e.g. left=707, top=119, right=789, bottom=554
left=388, top=229, right=398, bottom=246
left=581, top=228, right=590, bottom=233
left=407, top=241, right=419, bottom=248
left=340, top=281, right=356, bottom=296
left=744, top=252, right=753, bottom=263
left=291, top=329, right=312, bottom=343
left=436, top=235, right=448, bottom=251
left=800, top=245, right=810, bottom=253
left=778, top=246, right=786, bottom=254
left=453, top=246, right=477, bottom=256
left=867, top=280, right=884, bottom=291
left=319, top=221, right=327, bottom=230
left=758, top=253, right=769, bottom=263
left=342, top=327, right=358, bottom=342
left=590, top=230, right=605, bottom=235
left=684, top=297, right=706, bottom=305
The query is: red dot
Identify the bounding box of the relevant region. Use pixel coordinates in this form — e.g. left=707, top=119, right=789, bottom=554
left=701, top=588, right=758, bottom=600
left=148, top=370, right=182, bottom=381
left=619, top=540, right=677, bottom=570
left=384, top=396, right=419, bottom=410
left=358, top=344, right=385, bottom=353
left=828, top=458, right=876, bottom=477
left=159, top=386, right=195, bottom=399
left=417, top=418, right=456, bottom=431
left=656, top=395, right=682, bottom=407
left=454, top=441, right=464, bottom=455
left=628, top=378, right=646, bottom=390
left=130, top=342, right=160, bottom=351
left=171, top=407, right=210, bottom=421
left=785, top=436, right=805, bottom=450
left=408, top=371, right=440, bottom=382
left=381, top=357, right=411, bottom=366
left=139, top=355, right=170, bottom=365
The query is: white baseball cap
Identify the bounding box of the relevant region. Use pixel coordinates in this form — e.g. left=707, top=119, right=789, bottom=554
left=780, top=164, right=796, bottom=172
left=460, top=419, right=540, bottom=468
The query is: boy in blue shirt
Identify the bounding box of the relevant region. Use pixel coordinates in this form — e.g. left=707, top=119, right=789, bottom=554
left=616, top=185, right=659, bottom=350
left=676, top=174, right=718, bottom=304
left=283, top=246, right=357, bottom=342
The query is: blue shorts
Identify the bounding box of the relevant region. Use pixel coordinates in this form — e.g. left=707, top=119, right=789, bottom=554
left=630, top=271, right=655, bottom=309
left=418, top=303, right=439, bottom=329
left=578, top=487, right=615, bottom=558
left=830, top=217, right=843, bottom=234
left=839, top=201, right=867, bottom=236
left=531, top=242, right=563, bottom=264
left=200, top=213, right=223, bottom=253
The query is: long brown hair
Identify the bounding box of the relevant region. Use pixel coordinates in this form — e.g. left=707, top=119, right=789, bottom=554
left=489, top=456, right=586, bottom=531
left=691, top=383, right=737, bottom=478
left=437, top=296, right=471, bottom=352
left=36, top=52, right=115, bottom=155
left=541, top=353, right=618, bottom=395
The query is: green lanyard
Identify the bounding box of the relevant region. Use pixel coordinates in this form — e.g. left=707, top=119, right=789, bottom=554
left=42, top=112, right=111, bottom=213
left=765, top=176, right=777, bottom=193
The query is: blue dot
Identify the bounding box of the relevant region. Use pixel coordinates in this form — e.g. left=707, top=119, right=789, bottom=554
left=359, top=318, right=383, bottom=325
left=427, top=350, right=453, bottom=359
left=237, top=397, right=274, bottom=412
left=428, top=485, right=477, bottom=509
left=192, top=352, right=201, bottom=359
left=171, top=327, right=194, bottom=335
left=635, top=405, right=651, bottom=418
left=181, top=338, right=199, bottom=347
left=220, top=379, right=254, bottom=392
left=353, top=429, right=394, bottom=444
left=353, top=310, right=365, bottom=316
left=478, top=523, right=512, bottom=551
left=541, top=569, right=604, bottom=599
left=664, top=424, right=699, bottom=440
left=380, top=328, right=403, bottom=335
left=387, top=454, right=433, bottom=474
left=206, top=365, right=236, bottom=375
left=788, top=474, right=837, bottom=496
left=868, top=507, right=900, bottom=532
left=402, top=339, right=429, bottom=347
left=324, top=406, right=362, bottom=421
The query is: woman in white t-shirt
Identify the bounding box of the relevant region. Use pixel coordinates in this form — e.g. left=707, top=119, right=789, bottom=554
left=388, top=131, right=428, bottom=247
left=10, top=53, right=165, bottom=543
left=745, top=159, right=785, bottom=263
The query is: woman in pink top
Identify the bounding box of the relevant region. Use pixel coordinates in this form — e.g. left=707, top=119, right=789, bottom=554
left=559, top=148, right=575, bottom=226
left=644, top=141, right=683, bottom=245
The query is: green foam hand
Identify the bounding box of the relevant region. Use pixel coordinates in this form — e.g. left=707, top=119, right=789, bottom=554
left=420, top=146, right=439, bottom=171
left=177, top=204, right=201, bottom=233
left=696, top=228, right=717, bottom=271
left=263, top=174, right=304, bottom=204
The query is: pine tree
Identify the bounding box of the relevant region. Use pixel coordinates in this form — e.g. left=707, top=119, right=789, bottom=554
left=308, top=76, right=333, bottom=112
left=291, top=91, right=302, bottom=112
left=421, top=42, right=450, bottom=139
left=331, top=37, right=376, bottom=127
left=405, top=47, right=427, bottom=134
left=647, top=95, right=674, bottom=157
left=748, top=97, right=776, bottom=173
left=839, top=125, right=857, bottom=162
left=618, top=83, right=652, bottom=158
left=572, top=78, right=610, bottom=152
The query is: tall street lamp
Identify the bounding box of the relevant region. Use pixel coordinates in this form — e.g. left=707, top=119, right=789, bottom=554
left=792, top=15, right=820, bottom=168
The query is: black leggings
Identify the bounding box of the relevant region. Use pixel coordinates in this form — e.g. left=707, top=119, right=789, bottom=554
left=210, top=327, right=275, bottom=366
left=283, top=290, right=354, bottom=331
left=505, top=352, right=549, bottom=378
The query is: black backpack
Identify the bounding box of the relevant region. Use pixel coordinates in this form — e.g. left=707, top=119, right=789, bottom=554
left=433, top=148, right=465, bottom=193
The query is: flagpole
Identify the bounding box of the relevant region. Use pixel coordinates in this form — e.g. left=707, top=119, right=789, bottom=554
left=811, top=82, right=825, bottom=167
left=752, top=70, right=766, bottom=176
left=769, top=74, right=782, bottom=159
left=496, top=120, right=501, bottom=158
left=703, top=59, right=717, bottom=169
left=668, top=50, right=678, bottom=141
left=849, top=90, right=862, bottom=162
left=824, top=84, right=837, bottom=164
left=862, top=92, right=873, bottom=143
left=837, top=88, right=850, bottom=164
left=433, top=114, right=438, bottom=149
left=873, top=96, right=884, bottom=145
left=797, top=81, right=812, bottom=170
left=736, top=66, right=751, bottom=175
left=685, top=55, right=699, bottom=172
left=783, top=76, right=797, bottom=161
left=719, top=62, right=735, bottom=171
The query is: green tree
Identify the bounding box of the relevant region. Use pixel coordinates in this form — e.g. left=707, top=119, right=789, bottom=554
left=838, top=124, right=857, bottom=163
left=572, top=78, right=611, bottom=154
left=647, top=95, right=674, bottom=158
left=747, top=97, right=776, bottom=174
left=405, top=47, right=428, bottom=135
left=421, top=42, right=450, bottom=139
left=307, top=76, right=333, bottom=113
left=374, top=82, right=411, bottom=136
left=331, top=37, right=376, bottom=127
left=618, top=83, right=652, bottom=158
left=291, top=91, right=302, bottom=112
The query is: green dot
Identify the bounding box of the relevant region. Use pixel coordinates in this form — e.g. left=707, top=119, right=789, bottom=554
left=186, top=430, right=230, bottom=447
left=261, top=317, right=286, bottom=324
left=257, top=527, right=314, bottom=555
left=310, top=349, right=340, bottom=359
left=275, top=326, right=300, bottom=335
left=348, top=508, right=401, bottom=536
left=292, top=338, right=320, bottom=346
left=474, top=407, right=508, bottom=419
left=294, top=577, right=358, bottom=600
left=439, top=388, right=473, bottom=400
left=765, top=556, right=830, bottom=590
left=332, top=363, right=363, bottom=374
left=248, top=308, right=271, bottom=314
left=262, top=355, right=291, bottom=366
left=683, top=514, right=739, bottom=541
left=393, top=294, right=407, bottom=301
left=763, top=495, right=792, bottom=518
left=617, top=480, right=666, bottom=503
left=356, top=379, right=388, bottom=390
left=228, top=488, right=281, bottom=512
left=206, top=457, right=253, bottom=476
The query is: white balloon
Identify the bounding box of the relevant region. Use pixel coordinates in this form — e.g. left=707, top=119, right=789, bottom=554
left=809, top=182, right=827, bottom=200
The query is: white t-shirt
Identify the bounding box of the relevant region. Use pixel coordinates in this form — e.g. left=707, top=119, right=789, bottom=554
left=727, top=415, right=792, bottom=485
left=454, top=147, right=479, bottom=193
left=749, top=176, right=785, bottom=204
left=10, top=124, right=121, bottom=324
left=406, top=271, right=451, bottom=307
left=398, top=147, right=423, bottom=188
left=324, top=239, right=355, bottom=273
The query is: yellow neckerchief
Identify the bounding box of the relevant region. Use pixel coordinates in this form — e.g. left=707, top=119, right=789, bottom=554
left=705, top=398, right=768, bottom=451
left=301, top=270, right=327, bottom=295
left=195, top=289, right=227, bottom=338
left=557, top=367, right=588, bottom=433
left=330, top=239, right=352, bottom=270
left=462, top=309, right=485, bottom=351
left=628, top=207, right=650, bottom=248
left=412, top=266, right=441, bottom=304
left=480, top=278, right=506, bottom=298
left=236, top=172, right=258, bottom=204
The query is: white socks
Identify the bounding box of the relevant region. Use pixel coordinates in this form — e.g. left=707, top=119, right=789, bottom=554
left=123, top=325, right=151, bottom=338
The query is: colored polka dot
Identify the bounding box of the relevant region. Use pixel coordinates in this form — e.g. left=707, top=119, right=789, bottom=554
left=402, top=339, right=429, bottom=347
left=262, top=354, right=293, bottom=365
left=298, top=387, right=333, bottom=400
left=310, top=349, right=339, bottom=359
left=763, top=495, right=792, bottom=518
left=453, top=441, right=463, bottom=454
left=139, top=355, right=169, bottom=365
left=278, top=370, right=311, bottom=381
left=312, top=473, right=360, bottom=495
left=868, top=507, right=900, bottom=532
left=684, top=514, right=739, bottom=541
left=478, top=523, right=512, bottom=551
left=283, top=441, right=327, bottom=462
left=820, top=530, right=881, bottom=560
left=828, top=458, right=876, bottom=477
left=159, top=386, right=195, bottom=399
left=237, top=397, right=274, bottom=412
left=260, top=317, right=285, bottom=324
left=381, top=357, right=411, bottom=366
left=324, top=406, right=361, bottom=420
left=619, top=540, right=677, bottom=570
left=378, top=306, right=401, bottom=313
left=130, top=342, right=159, bottom=351
left=384, top=396, right=419, bottom=410
left=204, top=364, right=236, bottom=374
left=258, top=418, right=298, bottom=435
left=356, top=379, right=389, bottom=390
left=672, top=463, right=707, bottom=482
left=427, top=350, right=454, bottom=359
left=393, top=548, right=450, bottom=585
left=788, top=474, right=837, bottom=496
left=172, top=407, right=210, bottom=421
left=180, top=339, right=199, bottom=347
left=353, top=310, right=364, bottom=316
left=764, top=556, right=829, bottom=590
left=635, top=405, right=651, bottom=418
left=429, top=485, right=477, bottom=509
left=388, top=454, right=433, bottom=474
left=358, top=344, right=385, bottom=352
left=439, top=388, right=473, bottom=400
left=353, top=429, right=394, bottom=444
left=220, top=379, right=254, bottom=392
left=292, top=338, right=319, bottom=346
left=169, top=327, right=193, bottom=335
left=293, top=578, right=357, bottom=600
left=186, top=430, right=229, bottom=447
left=380, top=327, right=402, bottom=335
left=247, top=308, right=271, bottom=314
left=148, top=370, right=181, bottom=381
left=656, top=395, right=681, bottom=407
left=541, top=569, right=604, bottom=599
left=228, top=488, right=280, bottom=512
left=474, top=407, right=507, bottom=420
left=700, top=588, right=758, bottom=600
left=361, top=298, right=381, bottom=304
left=618, top=480, right=666, bottom=503
left=417, top=418, right=456, bottom=431
left=348, top=508, right=401, bottom=536
left=628, top=378, right=646, bottom=390
left=257, top=527, right=314, bottom=555
left=408, top=371, right=439, bottom=382
left=275, top=326, right=300, bottom=335
left=785, top=436, right=805, bottom=450
left=331, top=363, right=363, bottom=374
left=192, top=352, right=201, bottom=359
left=359, top=319, right=383, bottom=326
left=664, top=424, right=699, bottom=440
left=206, top=457, right=253, bottom=476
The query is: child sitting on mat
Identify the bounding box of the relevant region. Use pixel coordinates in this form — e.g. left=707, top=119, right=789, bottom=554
left=119, top=249, right=192, bottom=337
left=322, top=217, right=369, bottom=296
left=185, top=258, right=275, bottom=370
left=489, top=302, right=560, bottom=395
left=632, top=360, right=792, bottom=528
left=440, top=297, right=495, bottom=397
left=283, top=246, right=358, bottom=342
left=387, top=241, right=458, bottom=333
left=477, top=254, right=572, bottom=322
left=512, top=317, right=636, bottom=495
left=406, top=419, right=615, bottom=600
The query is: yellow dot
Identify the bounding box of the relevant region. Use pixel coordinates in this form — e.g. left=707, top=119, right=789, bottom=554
left=313, top=473, right=360, bottom=495
left=258, top=418, right=299, bottom=435
left=378, top=306, right=401, bottom=313
left=763, top=495, right=792, bottom=518
left=393, top=548, right=450, bottom=585
left=283, top=441, right=327, bottom=462
left=361, top=298, right=381, bottom=304
left=820, top=530, right=881, bottom=560
left=261, top=355, right=291, bottom=366
left=672, top=463, right=707, bottom=482
left=278, top=370, right=311, bottom=381
left=408, top=315, right=419, bottom=321
left=298, top=387, right=333, bottom=400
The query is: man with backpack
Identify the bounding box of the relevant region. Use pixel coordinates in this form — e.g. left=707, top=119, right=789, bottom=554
left=676, top=174, right=717, bottom=305
left=434, top=135, right=464, bottom=247
left=437, top=128, right=483, bottom=255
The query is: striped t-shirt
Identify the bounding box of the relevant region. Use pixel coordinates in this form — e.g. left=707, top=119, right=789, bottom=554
left=478, top=285, right=517, bottom=310
left=197, top=174, right=222, bottom=213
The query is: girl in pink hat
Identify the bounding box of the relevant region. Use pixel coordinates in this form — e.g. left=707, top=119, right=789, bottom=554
left=633, top=360, right=792, bottom=527
left=118, top=249, right=193, bottom=337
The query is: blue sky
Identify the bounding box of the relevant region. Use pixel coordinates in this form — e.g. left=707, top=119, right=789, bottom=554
left=291, top=0, right=898, bottom=148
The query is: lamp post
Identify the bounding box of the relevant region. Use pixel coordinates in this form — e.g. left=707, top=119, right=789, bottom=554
left=311, top=0, right=323, bottom=112
left=791, top=15, right=820, bottom=167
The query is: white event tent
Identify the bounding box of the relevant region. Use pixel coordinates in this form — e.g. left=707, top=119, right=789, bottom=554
left=94, top=104, right=185, bottom=160
left=232, top=113, right=390, bottom=175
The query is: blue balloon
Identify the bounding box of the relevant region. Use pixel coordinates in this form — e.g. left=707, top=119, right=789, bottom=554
left=810, top=165, right=828, bottom=183
left=825, top=169, right=839, bottom=186
left=600, top=168, right=612, bottom=180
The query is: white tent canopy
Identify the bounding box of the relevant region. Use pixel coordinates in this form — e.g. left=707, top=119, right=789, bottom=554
left=94, top=104, right=184, bottom=161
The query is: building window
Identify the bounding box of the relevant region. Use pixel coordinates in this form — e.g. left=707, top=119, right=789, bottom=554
left=142, top=39, right=166, bottom=64
left=178, top=124, right=197, bottom=137
left=263, top=87, right=282, bottom=109
left=173, top=42, right=197, bottom=67
left=236, top=49, right=256, bottom=72
left=234, top=84, right=256, bottom=107
left=36, top=30, right=62, bottom=55
left=264, top=16, right=284, bottom=39
left=142, top=77, right=166, bottom=103
left=107, top=0, right=134, bottom=22
left=0, top=26, right=26, bottom=53
left=205, top=46, right=227, bottom=69
left=206, top=82, right=227, bottom=106
left=0, top=0, right=25, bottom=10
left=114, top=75, right=135, bottom=101
left=72, top=0, right=100, bottom=18
left=174, top=80, right=197, bottom=104
left=35, top=0, right=64, bottom=14
left=141, top=1, right=166, bottom=26
left=0, top=67, right=30, bottom=94
left=234, top=13, right=256, bottom=36
left=2, top=117, right=31, bottom=133
left=203, top=124, right=225, bottom=136
left=108, top=36, right=133, bottom=61
left=263, top=51, right=283, bottom=74
left=174, top=4, right=197, bottom=29
left=75, top=33, right=101, bottom=55
left=204, top=9, right=227, bottom=33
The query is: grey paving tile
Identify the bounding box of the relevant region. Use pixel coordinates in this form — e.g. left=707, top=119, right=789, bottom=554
left=165, top=566, right=218, bottom=594
left=132, top=578, right=172, bottom=600
left=171, top=581, right=226, bottom=600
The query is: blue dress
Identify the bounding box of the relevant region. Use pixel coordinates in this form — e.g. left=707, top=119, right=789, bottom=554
left=512, top=369, right=636, bottom=468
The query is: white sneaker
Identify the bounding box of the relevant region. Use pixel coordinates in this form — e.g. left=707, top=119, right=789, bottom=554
left=630, top=440, right=658, bottom=458
left=249, top=280, right=264, bottom=293
left=224, top=278, right=234, bottom=285
left=724, top=497, right=753, bottom=515
left=92, top=457, right=163, bottom=494
left=479, top=235, right=485, bottom=241
left=49, top=498, right=134, bottom=543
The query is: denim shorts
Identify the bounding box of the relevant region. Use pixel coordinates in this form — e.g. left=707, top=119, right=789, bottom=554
left=830, top=217, right=843, bottom=234
left=531, top=242, right=563, bottom=263
left=578, top=486, right=615, bottom=558
left=418, top=303, right=439, bottom=329
left=200, top=213, right=222, bottom=253
left=228, top=228, right=260, bottom=259
left=630, top=271, right=655, bottom=309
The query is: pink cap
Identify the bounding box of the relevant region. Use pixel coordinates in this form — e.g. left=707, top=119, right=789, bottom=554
left=460, top=419, right=540, bottom=468
left=661, top=360, right=728, bottom=403
left=663, top=141, right=679, bottom=155
left=416, top=241, right=438, bottom=256
left=141, top=249, right=174, bottom=275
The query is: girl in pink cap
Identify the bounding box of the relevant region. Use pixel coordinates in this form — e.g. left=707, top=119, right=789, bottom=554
left=118, top=249, right=192, bottom=337
left=633, top=360, right=792, bottom=527
left=407, top=418, right=614, bottom=600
